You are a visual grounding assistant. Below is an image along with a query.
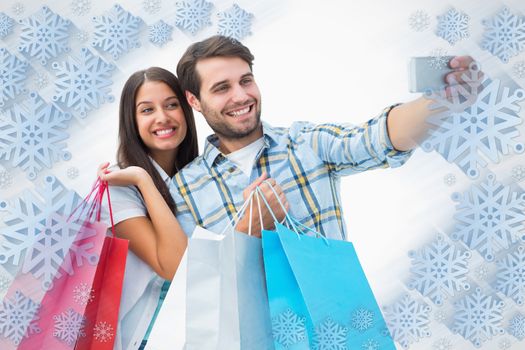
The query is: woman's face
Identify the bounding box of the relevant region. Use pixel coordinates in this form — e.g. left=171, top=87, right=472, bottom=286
left=135, top=81, right=187, bottom=161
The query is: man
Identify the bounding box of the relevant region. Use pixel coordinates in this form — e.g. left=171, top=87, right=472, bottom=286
left=172, top=35, right=473, bottom=239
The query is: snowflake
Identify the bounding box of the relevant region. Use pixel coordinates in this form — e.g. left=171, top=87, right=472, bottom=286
left=0, top=13, right=14, bottom=38
left=217, top=4, right=253, bottom=41
left=499, top=337, right=512, bottom=349
left=351, top=308, right=374, bottom=332
left=67, top=166, right=79, bottom=179
left=149, top=20, right=173, bottom=47
left=512, top=165, right=525, bottom=181
left=313, top=318, right=348, bottom=350
left=444, top=173, right=456, bottom=186
left=474, top=264, right=490, bottom=280
left=514, top=61, right=525, bottom=79
left=143, top=0, right=161, bottom=14
left=75, top=30, right=89, bottom=43
left=71, top=0, right=91, bottom=16
left=407, top=233, right=471, bottom=305
left=271, top=308, right=307, bottom=348
left=496, top=245, right=525, bottom=305
left=508, top=313, right=525, bottom=340
left=450, top=173, right=525, bottom=261
left=52, top=47, right=115, bottom=119
left=33, top=72, right=49, bottom=89
left=422, top=67, right=525, bottom=179
left=0, top=290, right=41, bottom=346
left=481, top=7, right=525, bottom=63
left=0, top=274, right=11, bottom=292
left=433, top=337, right=452, bottom=350
left=409, top=10, right=430, bottom=32
left=428, top=48, right=450, bottom=70
left=0, top=47, right=29, bottom=107
left=73, top=282, right=94, bottom=306
left=91, top=4, right=142, bottom=60
left=361, top=338, right=379, bottom=350
left=18, top=6, right=71, bottom=66
left=0, top=170, right=13, bottom=189
left=453, top=288, right=504, bottom=347
left=436, top=8, right=470, bottom=45
left=175, top=0, right=213, bottom=35
left=0, top=92, right=72, bottom=180
left=12, top=3, right=24, bottom=16
left=53, top=307, right=86, bottom=346
left=93, top=321, right=114, bottom=343
left=0, top=175, right=98, bottom=291
left=434, top=310, right=446, bottom=323
left=383, top=294, right=431, bottom=349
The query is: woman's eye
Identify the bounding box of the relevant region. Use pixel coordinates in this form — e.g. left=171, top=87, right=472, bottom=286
left=167, top=102, right=179, bottom=109
left=140, top=107, right=153, bottom=113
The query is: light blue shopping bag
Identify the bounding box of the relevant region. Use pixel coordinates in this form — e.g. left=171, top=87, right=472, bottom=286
left=257, top=179, right=396, bottom=350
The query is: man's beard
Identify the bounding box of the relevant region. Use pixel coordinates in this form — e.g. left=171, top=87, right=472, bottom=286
left=201, top=100, right=262, bottom=140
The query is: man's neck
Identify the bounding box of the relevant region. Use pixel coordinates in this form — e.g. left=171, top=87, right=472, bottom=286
left=218, top=126, right=264, bottom=154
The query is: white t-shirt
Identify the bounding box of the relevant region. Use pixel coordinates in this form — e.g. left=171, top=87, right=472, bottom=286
left=225, top=137, right=265, bottom=176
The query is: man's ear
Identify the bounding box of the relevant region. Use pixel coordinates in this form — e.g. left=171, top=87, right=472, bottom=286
left=185, top=91, right=202, bottom=112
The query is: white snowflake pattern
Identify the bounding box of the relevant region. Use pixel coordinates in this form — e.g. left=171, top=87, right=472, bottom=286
left=143, top=0, right=161, bottom=14
left=444, top=173, right=456, bottom=186
left=508, top=313, right=525, bottom=340
left=149, top=20, right=173, bottom=47
left=18, top=6, right=71, bottom=65
left=73, top=282, right=94, bottom=306
left=0, top=290, right=41, bottom=346
left=0, top=12, right=14, bottom=38
left=496, top=245, right=525, bottom=305
left=0, top=92, right=72, bottom=180
left=474, top=264, right=489, bottom=280
left=52, top=47, right=115, bottom=119
left=452, top=288, right=504, bottom=347
left=433, top=337, right=452, bottom=350
left=91, top=4, right=142, bottom=60
left=75, top=31, right=89, bottom=43
left=71, top=0, right=91, bottom=16
left=351, top=308, right=374, bottom=332
left=481, top=7, right=525, bottom=63
left=0, top=175, right=98, bottom=291
left=93, top=321, right=114, bottom=343
left=33, top=72, right=49, bottom=90
left=271, top=308, right=307, bottom=348
left=499, top=337, right=511, bottom=349
left=175, top=0, right=213, bottom=35
left=409, top=10, right=430, bottom=32
left=217, top=4, right=253, bottom=41
left=514, top=61, right=525, bottom=79
left=53, top=307, right=86, bottom=346
left=408, top=233, right=471, bottom=305
left=0, top=274, right=11, bottom=292
left=451, top=173, right=525, bottom=262
left=0, top=170, right=13, bottom=189
left=361, top=338, right=379, bottom=350
left=436, top=8, right=470, bottom=45
left=67, top=166, right=79, bottom=179
left=12, top=3, right=24, bottom=16
left=434, top=310, right=446, bottom=323
left=422, top=66, right=524, bottom=179
left=383, top=294, right=431, bottom=349
left=428, top=48, right=450, bottom=70
left=512, top=165, right=525, bottom=181
left=0, top=47, right=29, bottom=107
left=313, top=318, right=348, bottom=350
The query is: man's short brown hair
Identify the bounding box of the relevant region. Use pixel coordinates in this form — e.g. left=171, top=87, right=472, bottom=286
left=176, top=35, right=255, bottom=99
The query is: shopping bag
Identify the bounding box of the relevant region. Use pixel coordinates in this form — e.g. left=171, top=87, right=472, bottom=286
left=6, top=179, right=128, bottom=350
left=184, top=191, right=274, bottom=350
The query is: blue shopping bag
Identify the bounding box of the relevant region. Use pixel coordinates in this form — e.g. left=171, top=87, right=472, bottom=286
left=262, top=219, right=396, bottom=350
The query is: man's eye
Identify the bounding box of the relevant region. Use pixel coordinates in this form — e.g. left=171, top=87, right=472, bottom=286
left=241, top=78, right=252, bottom=85
left=216, top=85, right=228, bottom=92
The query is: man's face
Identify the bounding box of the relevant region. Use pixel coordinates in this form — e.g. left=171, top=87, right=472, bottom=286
left=190, top=56, right=262, bottom=140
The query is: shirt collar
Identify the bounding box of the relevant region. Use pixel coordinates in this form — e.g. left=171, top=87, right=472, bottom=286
left=148, top=156, right=171, bottom=183
left=202, top=121, right=279, bottom=167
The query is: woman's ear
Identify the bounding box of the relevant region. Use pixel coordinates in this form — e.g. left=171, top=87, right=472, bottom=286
left=185, top=91, right=201, bottom=112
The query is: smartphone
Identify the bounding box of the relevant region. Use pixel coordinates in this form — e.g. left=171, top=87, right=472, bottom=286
left=408, top=56, right=455, bottom=93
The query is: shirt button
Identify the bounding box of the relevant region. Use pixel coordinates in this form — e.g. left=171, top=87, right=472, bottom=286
left=228, top=167, right=235, bottom=173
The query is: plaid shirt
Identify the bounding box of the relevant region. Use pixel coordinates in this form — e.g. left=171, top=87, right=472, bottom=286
left=171, top=105, right=413, bottom=240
